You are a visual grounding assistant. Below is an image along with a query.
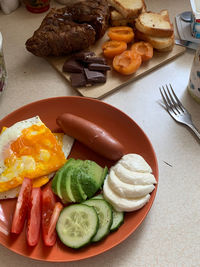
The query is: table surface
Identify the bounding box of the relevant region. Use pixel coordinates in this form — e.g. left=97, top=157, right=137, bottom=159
left=0, top=0, right=200, bottom=266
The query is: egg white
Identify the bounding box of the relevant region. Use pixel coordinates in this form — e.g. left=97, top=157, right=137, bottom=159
left=0, top=116, right=43, bottom=175
left=0, top=116, right=74, bottom=199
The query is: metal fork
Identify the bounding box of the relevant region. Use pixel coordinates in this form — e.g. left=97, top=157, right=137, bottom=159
left=159, top=84, right=200, bottom=140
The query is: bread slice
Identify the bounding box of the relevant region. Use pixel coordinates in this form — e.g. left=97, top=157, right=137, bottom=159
left=108, top=0, right=144, bottom=19
left=135, top=30, right=174, bottom=50
left=155, top=43, right=174, bottom=52
left=110, top=10, right=129, bottom=26
left=110, top=10, right=136, bottom=26
left=135, top=10, right=174, bottom=37
left=109, top=0, right=146, bottom=26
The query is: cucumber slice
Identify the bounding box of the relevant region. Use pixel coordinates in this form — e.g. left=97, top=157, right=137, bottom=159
left=56, top=204, right=99, bottom=249
left=83, top=199, right=113, bottom=242
left=110, top=209, right=124, bottom=231
left=92, top=194, right=124, bottom=231
left=92, top=194, right=104, bottom=199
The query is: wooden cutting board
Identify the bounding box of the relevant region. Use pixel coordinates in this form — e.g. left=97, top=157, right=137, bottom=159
left=47, top=39, right=185, bottom=99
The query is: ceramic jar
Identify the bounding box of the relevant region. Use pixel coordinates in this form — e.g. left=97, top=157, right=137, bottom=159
left=188, top=46, right=200, bottom=103
left=190, top=0, right=200, bottom=38
left=23, top=0, right=50, bottom=13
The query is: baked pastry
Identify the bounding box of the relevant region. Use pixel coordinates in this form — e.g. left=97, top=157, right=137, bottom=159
left=25, top=0, right=110, bottom=57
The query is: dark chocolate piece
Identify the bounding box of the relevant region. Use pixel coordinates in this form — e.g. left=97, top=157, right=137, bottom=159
left=88, top=63, right=111, bottom=71
left=63, top=58, right=83, bottom=73
left=84, top=68, right=106, bottom=84
left=84, top=57, right=107, bottom=64
left=74, top=51, right=96, bottom=61
left=70, top=72, right=87, bottom=87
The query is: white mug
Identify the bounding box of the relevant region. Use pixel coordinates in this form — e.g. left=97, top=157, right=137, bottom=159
left=188, top=46, right=200, bottom=103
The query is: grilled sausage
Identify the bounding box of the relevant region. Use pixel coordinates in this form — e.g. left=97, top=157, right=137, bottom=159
left=56, top=113, right=124, bottom=161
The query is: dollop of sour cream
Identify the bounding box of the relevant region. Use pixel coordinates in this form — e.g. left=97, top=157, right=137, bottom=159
left=103, top=154, right=157, bottom=212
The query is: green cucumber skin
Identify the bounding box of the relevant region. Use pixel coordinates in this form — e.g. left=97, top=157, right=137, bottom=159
left=110, top=210, right=124, bottom=232
left=92, top=194, right=124, bottom=232
left=92, top=194, right=104, bottom=200
left=56, top=204, right=99, bottom=249
left=83, top=199, right=113, bottom=242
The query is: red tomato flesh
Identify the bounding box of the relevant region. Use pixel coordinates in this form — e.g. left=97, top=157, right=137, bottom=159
left=48, top=202, right=63, bottom=237
left=42, top=186, right=57, bottom=246
left=27, top=187, right=42, bottom=246
left=11, top=178, right=32, bottom=234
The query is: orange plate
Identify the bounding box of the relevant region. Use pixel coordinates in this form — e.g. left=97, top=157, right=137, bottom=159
left=0, top=96, right=158, bottom=262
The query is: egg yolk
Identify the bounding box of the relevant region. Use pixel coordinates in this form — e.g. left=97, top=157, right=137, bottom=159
left=0, top=124, right=66, bottom=192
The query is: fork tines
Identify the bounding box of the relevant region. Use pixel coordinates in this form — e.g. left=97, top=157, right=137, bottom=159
left=159, top=84, right=185, bottom=114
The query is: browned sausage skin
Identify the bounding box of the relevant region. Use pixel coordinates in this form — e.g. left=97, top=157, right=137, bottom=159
left=56, top=113, right=124, bottom=161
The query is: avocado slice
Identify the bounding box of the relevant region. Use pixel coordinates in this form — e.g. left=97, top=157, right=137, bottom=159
left=80, top=160, right=104, bottom=188
left=52, top=158, right=75, bottom=198
left=60, top=159, right=87, bottom=203
left=100, top=166, right=108, bottom=188
left=70, top=171, right=88, bottom=203
left=75, top=169, right=99, bottom=198
left=60, top=166, right=76, bottom=202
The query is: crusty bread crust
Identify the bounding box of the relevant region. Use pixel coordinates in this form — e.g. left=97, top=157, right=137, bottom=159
left=108, top=0, right=144, bottom=19
left=135, top=30, right=174, bottom=49
left=141, top=0, right=146, bottom=13
left=155, top=43, right=174, bottom=52
left=135, top=10, right=174, bottom=37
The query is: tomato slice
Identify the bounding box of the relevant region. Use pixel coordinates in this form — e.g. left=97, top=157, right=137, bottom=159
left=42, top=186, right=57, bottom=246
left=11, top=178, right=32, bottom=234
left=27, top=187, right=42, bottom=246
left=48, top=202, right=63, bottom=237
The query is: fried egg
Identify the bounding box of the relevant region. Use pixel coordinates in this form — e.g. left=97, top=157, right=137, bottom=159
left=0, top=116, right=74, bottom=198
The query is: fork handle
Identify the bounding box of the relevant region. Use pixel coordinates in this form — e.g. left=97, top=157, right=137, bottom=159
left=187, top=124, right=200, bottom=140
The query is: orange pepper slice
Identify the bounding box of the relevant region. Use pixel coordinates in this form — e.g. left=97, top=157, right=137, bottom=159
left=108, top=26, right=134, bottom=43
left=113, top=50, right=142, bottom=75
left=102, top=40, right=127, bottom=58
left=131, top=41, right=153, bottom=62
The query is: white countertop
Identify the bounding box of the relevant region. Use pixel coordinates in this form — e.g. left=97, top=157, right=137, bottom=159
left=0, top=0, right=200, bottom=266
